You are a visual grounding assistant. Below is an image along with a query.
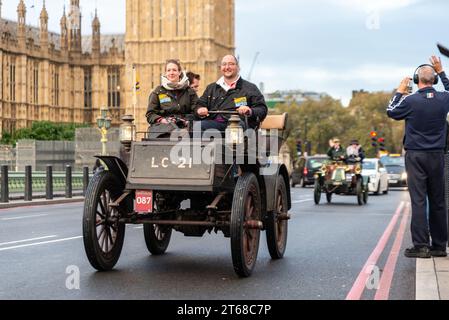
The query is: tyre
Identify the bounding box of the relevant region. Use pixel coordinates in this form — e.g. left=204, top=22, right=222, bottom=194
left=301, top=177, right=307, bottom=188
left=144, top=224, right=172, bottom=255
left=374, top=181, right=380, bottom=195
left=83, top=171, right=126, bottom=271
left=356, top=178, right=364, bottom=206
left=383, top=184, right=389, bottom=195
left=266, top=176, right=288, bottom=260
left=326, top=192, right=332, bottom=204
left=314, top=180, right=322, bottom=205
left=363, top=184, right=369, bottom=204
left=231, top=173, right=261, bottom=277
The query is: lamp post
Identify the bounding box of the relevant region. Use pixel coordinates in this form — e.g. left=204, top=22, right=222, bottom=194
left=96, top=107, right=112, bottom=156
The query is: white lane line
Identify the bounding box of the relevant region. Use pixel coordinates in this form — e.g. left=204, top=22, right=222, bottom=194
left=0, top=235, right=58, bottom=247
left=134, top=226, right=144, bottom=229
left=1, top=214, right=48, bottom=221
left=0, top=236, right=82, bottom=252
left=292, top=199, right=313, bottom=204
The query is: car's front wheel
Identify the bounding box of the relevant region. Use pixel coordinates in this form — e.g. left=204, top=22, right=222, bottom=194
left=83, top=171, right=126, bottom=271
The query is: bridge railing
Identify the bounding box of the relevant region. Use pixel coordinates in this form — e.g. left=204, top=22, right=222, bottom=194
left=0, top=165, right=93, bottom=203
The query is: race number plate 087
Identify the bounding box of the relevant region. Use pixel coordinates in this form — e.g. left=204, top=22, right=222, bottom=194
left=135, top=190, right=153, bottom=213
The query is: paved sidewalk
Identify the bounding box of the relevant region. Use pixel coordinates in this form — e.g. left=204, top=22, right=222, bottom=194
left=416, top=251, right=449, bottom=300
left=0, top=197, right=84, bottom=210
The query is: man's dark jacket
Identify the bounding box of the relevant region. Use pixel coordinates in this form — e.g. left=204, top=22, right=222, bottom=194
left=387, top=72, right=449, bottom=151
left=194, top=78, right=268, bottom=128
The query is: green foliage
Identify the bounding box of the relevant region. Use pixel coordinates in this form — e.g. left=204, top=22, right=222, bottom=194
left=275, top=92, right=404, bottom=159
left=0, top=122, right=90, bottom=146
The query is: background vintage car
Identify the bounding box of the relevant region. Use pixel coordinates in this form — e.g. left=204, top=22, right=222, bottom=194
left=380, top=155, right=408, bottom=188
left=362, top=158, right=389, bottom=195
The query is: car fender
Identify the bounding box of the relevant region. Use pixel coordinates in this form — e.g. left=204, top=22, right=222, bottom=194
left=259, top=163, right=292, bottom=212
left=95, top=156, right=129, bottom=187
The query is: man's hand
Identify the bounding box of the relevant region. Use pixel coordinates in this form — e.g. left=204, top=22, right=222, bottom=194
left=197, top=107, right=209, bottom=117
left=397, top=77, right=412, bottom=95
left=237, top=106, right=252, bottom=116
left=430, top=56, right=444, bottom=74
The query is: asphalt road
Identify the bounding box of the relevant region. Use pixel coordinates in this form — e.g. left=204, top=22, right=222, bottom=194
left=0, top=186, right=414, bottom=300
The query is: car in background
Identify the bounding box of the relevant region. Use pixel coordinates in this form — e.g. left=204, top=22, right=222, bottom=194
left=362, top=158, right=389, bottom=195
left=380, top=154, right=407, bottom=188
left=291, top=155, right=328, bottom=188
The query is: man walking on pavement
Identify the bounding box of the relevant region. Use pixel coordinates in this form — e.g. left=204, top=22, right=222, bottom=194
left=387, top=56, right=449, bottom=258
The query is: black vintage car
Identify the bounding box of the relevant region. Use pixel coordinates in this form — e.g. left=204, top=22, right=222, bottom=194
left=291, top=155, right=328, bottom=188
left=82, top=112, right=291, bottom=277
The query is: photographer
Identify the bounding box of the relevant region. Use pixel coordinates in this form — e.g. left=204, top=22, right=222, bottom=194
left=387, top=56, right=449, bottom=259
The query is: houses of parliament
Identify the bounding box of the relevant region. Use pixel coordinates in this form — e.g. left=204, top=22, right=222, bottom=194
left=0, top=0, right=235, bottom=135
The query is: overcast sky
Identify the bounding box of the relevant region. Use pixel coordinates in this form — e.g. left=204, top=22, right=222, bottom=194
left=2, top=0, right=449, bottom=105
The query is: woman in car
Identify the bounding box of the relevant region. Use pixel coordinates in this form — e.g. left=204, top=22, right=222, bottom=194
left=146, top=59, right=198, bottom=134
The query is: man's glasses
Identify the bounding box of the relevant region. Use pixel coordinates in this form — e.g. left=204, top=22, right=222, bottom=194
left=221, top=62, right=237, bottom=67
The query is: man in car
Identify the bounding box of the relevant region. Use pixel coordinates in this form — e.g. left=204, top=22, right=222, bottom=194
left=194, top=55, right=268, bottom=131
left=346, top=139, right=365, bottom=164
left=327, top=138, right=346, bottom=161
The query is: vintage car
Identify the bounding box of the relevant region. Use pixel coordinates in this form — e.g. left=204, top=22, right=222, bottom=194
left=313, top=159, right=369, bottom=206
left=82, top=112, right=291, bottom=277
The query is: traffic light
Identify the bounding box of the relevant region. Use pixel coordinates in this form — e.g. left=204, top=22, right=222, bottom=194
left=378, top=137, right=386, bottom=151
left=296, top=140, right=302, bottom=156
left=370, top=131, right=378, bottom=148
left=305, top=141, right=312, bottom=155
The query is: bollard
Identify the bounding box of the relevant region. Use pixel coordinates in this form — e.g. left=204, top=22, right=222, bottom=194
left=46, top=165, right=53, bottom=200
left=65, top=165, right=72, bottom=199
left=1, top=165, right=9, bottom=203
left=24, top=165, right=32, bottom=201
left=83, top=166, right=89, bottom=196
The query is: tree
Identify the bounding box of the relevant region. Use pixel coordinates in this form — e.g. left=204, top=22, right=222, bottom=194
left=0, top=122, right=89, bottom=146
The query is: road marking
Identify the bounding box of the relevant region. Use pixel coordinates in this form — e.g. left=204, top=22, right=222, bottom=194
left=1, top=214, right=48, bottom=221
left=374, top=202, right=411, bottom=300
left=134, top=226, right=144, bottom=229
left=346, top=201, right=405, bottom=300
left=292, top=199, right=313, bottom=204
left=0, top=235, right=57, bottom=247
left=0, top=236, right=82, bottom=252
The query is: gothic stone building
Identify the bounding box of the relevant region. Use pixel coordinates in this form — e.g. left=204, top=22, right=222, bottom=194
left=0, top=0, right=235, bottom=135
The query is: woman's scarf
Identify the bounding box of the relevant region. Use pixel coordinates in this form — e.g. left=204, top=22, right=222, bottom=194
left=161, top=72, right=190, bottom=91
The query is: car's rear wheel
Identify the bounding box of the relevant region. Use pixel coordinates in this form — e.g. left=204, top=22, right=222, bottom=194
left=144, top=224, right=172, bottom=255
left=326, top=192, right=332, bottom=203
left=356, top=178, right=364, bottom=206
left=83, top=171, right=126, bottom=271
left=301, top=177, right=307, bottom=188
left=231, top=173, right=261, bottom=277
left=266, top=176, right=288, bottom=260
left=314, top=180, right=322, bottom=205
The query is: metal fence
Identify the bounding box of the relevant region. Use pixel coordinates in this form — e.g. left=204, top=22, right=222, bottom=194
left=0, top=165, right=92, bottom=202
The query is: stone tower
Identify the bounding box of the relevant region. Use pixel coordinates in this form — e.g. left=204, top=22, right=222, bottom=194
left=125, top=0, right=235, bottom=132
left=68, top=0, right=82, bottom=53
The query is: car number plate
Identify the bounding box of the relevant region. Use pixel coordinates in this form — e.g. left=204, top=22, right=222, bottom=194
left=389, top=180, right=398, bottom=184
left=135, top=190, right=153, bottom=214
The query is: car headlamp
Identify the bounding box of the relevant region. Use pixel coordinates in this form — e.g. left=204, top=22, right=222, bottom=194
left=120, top=115, right=136, bottom=151
left=225, top=115, right=244, bottom=146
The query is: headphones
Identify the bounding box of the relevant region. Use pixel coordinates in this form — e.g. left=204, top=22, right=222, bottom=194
left=413, top=64, right=439, bottom=85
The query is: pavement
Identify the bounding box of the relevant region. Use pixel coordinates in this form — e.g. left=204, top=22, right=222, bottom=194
left=0, top=197, right=84, bottom=209
left=416, top=252, right=449, bottom=300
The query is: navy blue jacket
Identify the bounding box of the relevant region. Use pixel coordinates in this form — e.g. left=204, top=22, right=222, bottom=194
left=387, top=72, right=449, bottom=151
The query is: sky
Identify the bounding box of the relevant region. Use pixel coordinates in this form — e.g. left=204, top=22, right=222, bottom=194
left=2, top=0, right=449, bottom=105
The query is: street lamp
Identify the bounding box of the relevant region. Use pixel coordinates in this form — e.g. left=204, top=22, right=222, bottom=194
left=96, top=107, right=112, bottom=156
